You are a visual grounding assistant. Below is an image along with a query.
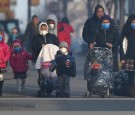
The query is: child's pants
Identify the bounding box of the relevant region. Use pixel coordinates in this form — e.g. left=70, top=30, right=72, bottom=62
left=57, top=76, right=70, bottom=97
left=16, top=78, right=25, bottom=93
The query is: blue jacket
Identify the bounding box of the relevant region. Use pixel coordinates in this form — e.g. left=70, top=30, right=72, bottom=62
left=50, top=51, right=76, bottom=77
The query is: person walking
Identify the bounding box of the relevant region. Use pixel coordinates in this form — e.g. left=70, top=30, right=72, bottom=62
left=0, top=30, right=11, bottom=96
left=9, top=39, right=32, bottom=94
left=58, top=17, right=74, bottom=49
left=120, top=14, right=135, bottom=97
left=50, top=41, right=76, bottom=98
left=23, top=15, right=39, bottom=52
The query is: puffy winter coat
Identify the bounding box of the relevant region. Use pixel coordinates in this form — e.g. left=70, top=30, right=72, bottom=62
left=58, top=22, right=74, bottom=47
left=50, top=51, right=76, bottom=77
left=0, top=31, right=11, bottom=68
left=90, top=25, right=119, bottom=53
left=9, top=39, right=32, bottom=72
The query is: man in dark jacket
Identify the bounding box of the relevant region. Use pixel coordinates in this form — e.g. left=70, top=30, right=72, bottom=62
left=82, top=4, right=115, bottom=48
left=50, top=41, right=76, bottom=98
left=23, top=15, right=39, bottom=52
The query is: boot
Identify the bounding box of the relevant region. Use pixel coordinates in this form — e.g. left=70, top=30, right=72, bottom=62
left=22, top=78, right=25, bottom=92
left=16, top=79, right=22, bottom=94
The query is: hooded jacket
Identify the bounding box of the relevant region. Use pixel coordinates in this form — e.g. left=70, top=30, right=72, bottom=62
left=9, top=39, right=32, bottom=72
left=31, top=22, right=59, bottom=62
left=82, top=4, right=115, bottom=45
left=0, top=31, right=11, bottom=68
left=47, top=14, right=58, bottom=36
left=90, top=24, right=119, bottom=53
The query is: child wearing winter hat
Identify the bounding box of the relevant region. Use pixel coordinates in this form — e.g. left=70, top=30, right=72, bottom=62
left=50, top=41, right=76, bottom=98
left=9, top=39, right=32, bottom=94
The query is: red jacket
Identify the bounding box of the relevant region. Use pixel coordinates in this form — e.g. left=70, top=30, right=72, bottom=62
left=9, top=39, right=32, bottom=72
left=0, top=31, right=11, bottom=68
left=58, top=22, right=74, bottom=47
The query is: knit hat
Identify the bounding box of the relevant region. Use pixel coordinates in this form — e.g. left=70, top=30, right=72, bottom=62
left=59, top=41, right=68, bottom=48
left=100, top=15, right=111, bottom=22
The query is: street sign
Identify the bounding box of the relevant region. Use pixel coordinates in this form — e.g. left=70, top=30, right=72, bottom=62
left=0, top=0, right=10, bottom=12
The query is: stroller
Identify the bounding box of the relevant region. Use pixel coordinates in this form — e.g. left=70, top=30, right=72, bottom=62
left=84, top=47, right=114, bottom=98
left=37, top=61, right=59, bottom=97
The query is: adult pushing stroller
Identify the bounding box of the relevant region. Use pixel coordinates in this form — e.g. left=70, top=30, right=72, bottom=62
left=84, top=47, right=114, bottom=98
left=37, top=61, right=60, bottom=97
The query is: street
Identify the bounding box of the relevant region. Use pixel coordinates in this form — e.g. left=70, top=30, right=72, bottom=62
left=1, top=54, right=135, bottom=111
left=2, top=54, right=87, bottom=98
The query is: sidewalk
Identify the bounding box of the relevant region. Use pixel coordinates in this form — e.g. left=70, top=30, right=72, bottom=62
left=0, top=98, right=135, bottom=111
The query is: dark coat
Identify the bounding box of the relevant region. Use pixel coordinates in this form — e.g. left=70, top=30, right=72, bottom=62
left=23, top=21, right=39, bottom=42
left=23, top=21, right=40, bottom=52
left=120, top=27, right=135, bottom=60
left=90, top=25, right=119, bottom=53
left=82, top=14, right=115, bottom=45
left=31, top=33, right=60, bottom=62
left=50, top=51, right=76, bottom=77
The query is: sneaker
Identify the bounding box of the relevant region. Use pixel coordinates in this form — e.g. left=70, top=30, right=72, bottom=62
left=22, top=86, right=25, bottom=92
left=17, top=88, right=22, bottom=94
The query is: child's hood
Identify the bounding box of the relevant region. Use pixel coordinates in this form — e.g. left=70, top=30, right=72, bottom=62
left=11, top=39, right=24, bottom=51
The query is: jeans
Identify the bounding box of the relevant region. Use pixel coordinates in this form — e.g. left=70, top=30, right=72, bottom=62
left=57, top=76, right=70, bottom=97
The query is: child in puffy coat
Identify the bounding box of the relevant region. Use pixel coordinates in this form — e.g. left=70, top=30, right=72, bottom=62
left=50, top=41, right=76, bottom=97
left=9, top=39, right=32, bottom=94
left=0, top=30, right=11, bottom=96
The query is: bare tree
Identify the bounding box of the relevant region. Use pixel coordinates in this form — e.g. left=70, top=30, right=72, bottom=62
left=59, top=0, right=74, bottom=17
left=87, top=0, right=93, bottom=17
left=113, top=0, right=118, bottom=23
left=119, top=0, right=126, bottom=31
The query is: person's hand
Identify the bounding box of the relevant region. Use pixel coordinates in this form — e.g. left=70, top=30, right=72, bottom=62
left=121, top=60, right=125, bottom=64
left=89, top=43, right=94, bottom=49
left=107, top=43, right=113, bottom=48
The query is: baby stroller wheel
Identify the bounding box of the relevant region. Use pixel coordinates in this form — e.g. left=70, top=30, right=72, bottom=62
left=83, top=91, right=93, bottom=98
left=83, top=92, right=87, bottom=98
left=88, top=92, right=93, bottom=98
left=100, top=93, right=105, bottom=98
left=106, top=89, right=111, bottom=98
left=106, top=93, right=111, bottom=98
